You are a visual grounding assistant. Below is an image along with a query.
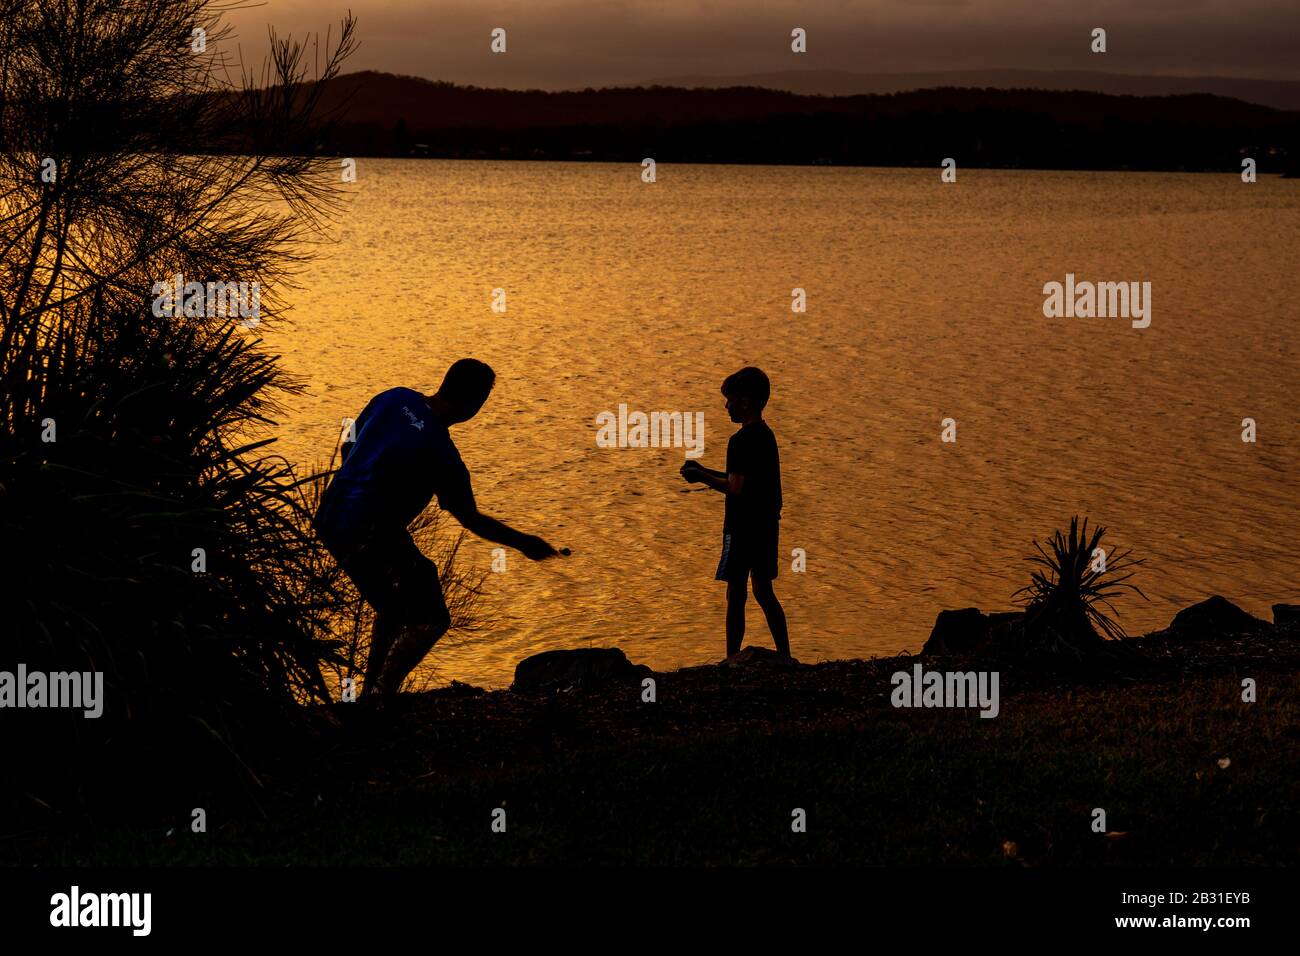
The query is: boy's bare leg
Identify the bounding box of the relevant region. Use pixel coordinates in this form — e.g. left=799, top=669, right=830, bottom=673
left=372, top=622, right=448, bottom=696
left=361, top=615, right=399, bottom=697
left=726, top=577, right=747, bottom=657
left=751, top=578, right=790, bottom=657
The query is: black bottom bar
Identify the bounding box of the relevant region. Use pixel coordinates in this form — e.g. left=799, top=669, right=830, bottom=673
left=1, top=866, right=1291, bottom=941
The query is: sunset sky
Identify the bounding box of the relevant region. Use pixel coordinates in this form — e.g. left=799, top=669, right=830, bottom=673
left=225, top=0, right=1300, bottom=89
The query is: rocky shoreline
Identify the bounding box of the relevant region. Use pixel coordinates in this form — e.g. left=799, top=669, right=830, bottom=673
left=303, top=595, right=1299, bottom=786
left=21, top=595, right=1298, bottom=866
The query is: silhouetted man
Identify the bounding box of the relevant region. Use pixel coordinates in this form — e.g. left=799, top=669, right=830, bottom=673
left=314, top=359, right=559, bottom=697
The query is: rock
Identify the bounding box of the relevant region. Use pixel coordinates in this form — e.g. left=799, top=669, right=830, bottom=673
left=922, top=608, right=1027, bottom=656
left=1168, top=596, right=1270, bottom=637
left=720, top=646, right=799, bottom=667
left=512, top=647, right=652, bottom=692
left=922, top=608, right=988, bottom=655
left=1273, top=604, right=1300, bottom=626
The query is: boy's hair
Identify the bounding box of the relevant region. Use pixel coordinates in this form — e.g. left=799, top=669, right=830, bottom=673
left=439, top=358, right=496, bottom=409
left=721, top=366, right=770, bottom=411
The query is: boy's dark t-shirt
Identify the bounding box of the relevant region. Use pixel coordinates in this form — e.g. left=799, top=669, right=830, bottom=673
left=724, top=419, right=782, bottom=534
left=315, top=386, right=475, bottom=536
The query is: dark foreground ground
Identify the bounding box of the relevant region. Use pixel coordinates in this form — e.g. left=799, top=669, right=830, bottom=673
left=9, top=625, right=1300, bottom=866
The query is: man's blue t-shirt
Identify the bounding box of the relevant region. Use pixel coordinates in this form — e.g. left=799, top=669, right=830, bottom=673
left=316, top=387, right=475, bottom=534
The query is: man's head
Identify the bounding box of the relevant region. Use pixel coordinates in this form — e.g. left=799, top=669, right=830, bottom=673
left=721, top=366, right=770, bottom=424
left=433, top=358, right=496, bottom=423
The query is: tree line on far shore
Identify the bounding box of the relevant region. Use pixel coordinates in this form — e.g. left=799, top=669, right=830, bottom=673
left=233, top=70, right=1300, bottom=173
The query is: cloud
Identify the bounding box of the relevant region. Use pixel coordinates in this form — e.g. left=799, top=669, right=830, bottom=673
left=225, top=0, right=1300, bottom=87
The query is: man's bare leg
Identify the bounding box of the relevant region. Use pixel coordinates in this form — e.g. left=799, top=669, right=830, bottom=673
left=371, top=621, right=448, bottom=696
left=361, top=615, right=399, bottom=698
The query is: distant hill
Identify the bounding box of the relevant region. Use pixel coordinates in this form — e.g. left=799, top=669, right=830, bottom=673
left=250, top=71, right=1299, bottom=173
left=648, top=69, right=1300, bottom=112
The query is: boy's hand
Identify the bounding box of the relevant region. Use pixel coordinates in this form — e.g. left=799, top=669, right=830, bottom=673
left=519, top=534, right=559, bottom=561
left=680, top=461, right=704, bottom=482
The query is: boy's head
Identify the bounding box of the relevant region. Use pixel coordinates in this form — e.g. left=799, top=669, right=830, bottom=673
left=721, top=366, right=770, bottom=424
left=436, top=358, right=496, bottom=422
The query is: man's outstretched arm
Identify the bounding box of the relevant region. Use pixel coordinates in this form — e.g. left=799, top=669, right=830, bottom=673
left=448, top=504, right=558, bottom=560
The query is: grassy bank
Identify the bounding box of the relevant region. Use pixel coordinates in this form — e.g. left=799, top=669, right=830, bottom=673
left=10, top=628, right=1299, bottom=866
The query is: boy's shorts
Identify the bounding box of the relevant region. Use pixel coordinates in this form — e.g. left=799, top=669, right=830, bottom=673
left=318, top=521, right=450, bottom=630
left=715, top=525, right=779, bottom=582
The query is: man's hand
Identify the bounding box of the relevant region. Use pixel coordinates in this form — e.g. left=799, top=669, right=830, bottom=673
left=519, top=534, right=559, bottom=561
left=680, top=460, right=704, bottom=482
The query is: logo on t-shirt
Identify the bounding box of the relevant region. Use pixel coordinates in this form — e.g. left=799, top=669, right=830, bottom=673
left=401, top=405, right=425, bottom=431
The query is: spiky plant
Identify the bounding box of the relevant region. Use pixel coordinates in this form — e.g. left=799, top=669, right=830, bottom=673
left=1012, top=517, right=1146, bottom=659
left=0, top=0, right=358, bottom=823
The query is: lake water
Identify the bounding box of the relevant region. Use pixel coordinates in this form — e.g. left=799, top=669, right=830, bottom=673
left=269, top=160, right=1300, bottom=688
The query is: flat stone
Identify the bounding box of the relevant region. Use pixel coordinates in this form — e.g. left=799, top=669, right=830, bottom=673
left=512, top=647, right=652, bottom=692
left=922, top=607, right=988, bottom=655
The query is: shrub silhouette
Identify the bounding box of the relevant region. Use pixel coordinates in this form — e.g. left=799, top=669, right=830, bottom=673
left=0, top=0, right=359, bottom=823
left=1012, top=516, right=1146, bottom=660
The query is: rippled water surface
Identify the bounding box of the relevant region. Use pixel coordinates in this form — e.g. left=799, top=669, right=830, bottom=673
left=268, top=160, right=1300, bottom=687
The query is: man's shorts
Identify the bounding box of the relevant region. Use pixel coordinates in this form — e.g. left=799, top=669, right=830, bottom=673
left=318, top=522, right=450, bottom=630
left=715, top=524, right=779, bottom=582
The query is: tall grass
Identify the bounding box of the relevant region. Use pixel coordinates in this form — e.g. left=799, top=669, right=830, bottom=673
left=0, top=1, right=366, bottom=823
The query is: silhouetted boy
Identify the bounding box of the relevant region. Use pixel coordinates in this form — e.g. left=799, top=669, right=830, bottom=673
left=680, top=366, right=790, bottom=658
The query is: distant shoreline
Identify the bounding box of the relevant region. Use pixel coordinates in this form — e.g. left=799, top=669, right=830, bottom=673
left=207, top=73, right=1300, bottom=175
